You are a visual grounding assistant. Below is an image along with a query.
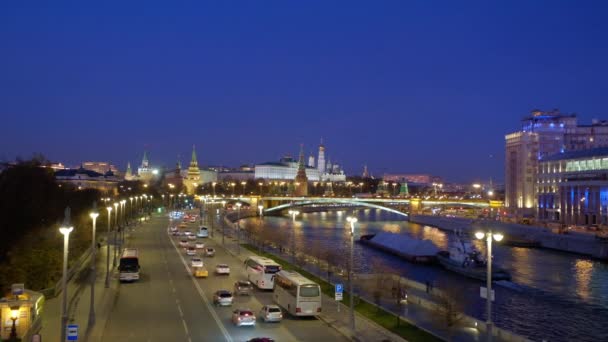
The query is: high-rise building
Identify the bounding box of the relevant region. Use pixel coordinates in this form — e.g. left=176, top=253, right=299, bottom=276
left=505, top=109, right=608, bottom=215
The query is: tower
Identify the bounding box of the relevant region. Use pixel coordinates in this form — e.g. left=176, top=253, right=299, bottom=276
left=294, top=144, right=309, bottom=196
left=141, top=150, right=149, bottom=169
left=308, top=153, right=315, bottom=168
left=175, top=155, right=182, bottom=177
left=317, top=139, right=326, bottom=175
left=124, top=162, right=133, bottom=180
left=184, top=145, right=201, bottom=195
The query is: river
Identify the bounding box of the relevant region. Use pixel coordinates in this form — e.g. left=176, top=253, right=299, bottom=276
left=237, top=209, right=608, bottom=342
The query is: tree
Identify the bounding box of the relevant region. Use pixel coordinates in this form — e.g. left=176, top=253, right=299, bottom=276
left=432, top=283, right=467, bottom=341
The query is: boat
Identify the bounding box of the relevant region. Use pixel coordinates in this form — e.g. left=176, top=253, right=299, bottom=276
left=359, top=233, right=439, bottom=264
left=436, top=233, right=511, bottom=281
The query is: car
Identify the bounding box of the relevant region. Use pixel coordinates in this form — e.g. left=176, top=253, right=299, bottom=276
left=216, top=264, right=230, bottom=275
left=186, top=247, right=196, bottom=256
left=232, top=308, right=256, bottom=326
left=179, top=239, right=189, bottom=247
left=187, top=234, right=196, bottom=240
left=205, top=247, right=215, bottom=257
left=193, top=266, right=208, bottom=278
left=234, top=281, right=254, bottom=296
left=247, top=339, right=275, bottom=342
left=169, top=226, right=178, bottom=232
left=189, top=217, right=197, bottom=223
left=171, top=230, right=181, bottom=236
left=191, top=257, right=203, bottom=268
left=195, top=242, right=205, bottom=249
left=213, top=290, right=233, bottom=306
left=183, top=230, right=193, bottom=236
left=258, top=305, right=283, bottom=323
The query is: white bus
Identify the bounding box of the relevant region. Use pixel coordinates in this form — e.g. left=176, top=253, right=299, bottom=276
left=119, top=248, right=140, bottom=282
left=197, top=226, right=209, bottom=238
left=273, top=270, right=322, bottom=317
left=244, top=256, right=282, bottom=289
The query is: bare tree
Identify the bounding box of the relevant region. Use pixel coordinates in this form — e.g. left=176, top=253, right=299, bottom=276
left=432, top=282, right=467, bottom=341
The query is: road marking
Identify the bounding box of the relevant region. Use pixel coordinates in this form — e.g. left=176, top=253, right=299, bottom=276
left=177, top=304, right=184, bottom=317
left=168, top=231, right=234, bottom=342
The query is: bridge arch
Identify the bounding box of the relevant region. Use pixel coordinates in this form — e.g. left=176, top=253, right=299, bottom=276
left=264, top=198, right=409, bottom=218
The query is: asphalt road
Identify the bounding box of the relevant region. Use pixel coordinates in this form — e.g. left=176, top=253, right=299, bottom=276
left=102, top=214, right=347, bottom=342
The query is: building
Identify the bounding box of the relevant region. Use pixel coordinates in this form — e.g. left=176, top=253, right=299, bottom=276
left=136, top=150, right=159, bottom=184
left=182, top=146, right=201, bottom=195
left=217, top=169, right=254, bottom=182
left=55, top=166, right=120, bottom=194
left=538, top=147, right=608, bottom=226
left=505, top=109, right=608, bottom=216
left=382, top=174, right=440, bottom=185
left=82, top=161, right=119, bottom=176
left=294, top=145, right=309, bottom=196
left=255, top=155, right=321, bottom=181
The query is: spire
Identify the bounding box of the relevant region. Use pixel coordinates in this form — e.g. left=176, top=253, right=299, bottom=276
left=298, top=144, right=306, bottom=171
left=176, top=154, right=182, bottom=170
left=142, top=150, right=149, bottom=168
left=191, top=145, right=197, bottom=164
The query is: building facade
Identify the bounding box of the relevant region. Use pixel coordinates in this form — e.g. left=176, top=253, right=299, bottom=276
left=538, top=147, right=608, bottom=226
left=505, top=109, right=608, bottom=215
left=255, top=156, right=321, bottom=181
left=82, top=161, right=119, bottom=176
left=55, top=166, right=120, bottom=194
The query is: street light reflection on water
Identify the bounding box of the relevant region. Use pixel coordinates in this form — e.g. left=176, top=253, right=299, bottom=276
left=237, top=208, right=608, bottom=342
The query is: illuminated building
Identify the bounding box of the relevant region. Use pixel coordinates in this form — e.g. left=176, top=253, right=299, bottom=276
left=505, top=109, right=608, bottom=216
left=55, top=166, right=119, bottom=194
left=255, top=155, right=320, bottom=181
left=294, top=144, right=308, bottom=196
left=183, top=146, right=201, bottom=195
left=538, top=147, right=608, bottom=225
left=82, top=162, right=119, bottom=176
left=383, top=174, right=440, bottom=185
left=137, top=150, right=159, bottom=184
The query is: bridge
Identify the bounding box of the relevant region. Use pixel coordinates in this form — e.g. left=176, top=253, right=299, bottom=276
left=209, top=196, right=501, bottom=218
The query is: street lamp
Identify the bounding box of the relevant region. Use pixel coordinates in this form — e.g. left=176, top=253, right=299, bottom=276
left=346, top=216, right=358, bottom=335
left=475, top=230, right=504, bottom=342
left=59, top=207, right=74, bottom=342
left=231, top=183, right=236, bottom=197
left=105, top=206, right=112, bottom=288
left=9, top=305, right=19, bottom=341
left=236, top=202, right=242, bottom=254
left=221, top=200, right=227, bottom=245
left=113, top=202, right=118, bottom=267
left=258, top=182, right=263, bottom=195
left=120, top=200, right=126, bottom=244
left=129, top=197, right=134, bottom=223
left=88, top=205, right=99, bottom=325
left=258, top=205, right=264, bottom=218
left=241, top=181, right=247, bottom=195
left=212, top=182, right=217, bottom=197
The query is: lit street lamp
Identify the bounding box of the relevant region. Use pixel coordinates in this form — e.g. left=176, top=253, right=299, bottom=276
left=236, top=202, right=242, bottom=254
left=475, top=229, right=504, bottom=342
left=113, top=202, right=118, bottom=267
left=9, top=305, right=19, bottom=341
left=221, top=200, right=227, bottom=245
left=105, top=206, right=112, bottom=288
left=59, top=207, right=74, bottom=342
left=258, top=205, right=264, bottom=219
left=346, top=216, right=358, bottom=335
left=88, top=204, right=99, bottom=325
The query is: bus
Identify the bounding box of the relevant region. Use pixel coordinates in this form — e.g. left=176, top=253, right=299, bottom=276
left=244, top=256, right=282, bottom=289
left=273, top=270, right=322, bottom=317
left=119, top=248, right=140, bottom=282
left=197, top=226, right=209, bottom=238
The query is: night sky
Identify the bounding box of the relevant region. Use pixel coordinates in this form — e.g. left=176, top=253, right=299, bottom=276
left=2, top=1, right=607, bottom=182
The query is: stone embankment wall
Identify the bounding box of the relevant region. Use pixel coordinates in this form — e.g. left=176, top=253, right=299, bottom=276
left=409, top=215, right=608, bottom=259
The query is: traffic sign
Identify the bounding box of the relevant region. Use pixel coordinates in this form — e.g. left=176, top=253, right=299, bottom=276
left=67, top=324, right=78, bottom=341
left=335, top=292, right=343, bottom=301
left=480, top=287, right=495, bottom=301
left=335, top=283, right=343, bottom=294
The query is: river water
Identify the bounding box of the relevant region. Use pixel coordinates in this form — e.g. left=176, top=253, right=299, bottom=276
left=238, top=209, right=608, bottom=342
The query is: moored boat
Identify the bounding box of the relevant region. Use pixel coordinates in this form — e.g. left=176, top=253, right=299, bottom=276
left=359, top=232, right=438, bottom=264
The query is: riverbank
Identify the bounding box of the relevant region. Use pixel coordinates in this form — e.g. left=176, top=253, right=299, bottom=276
left=409, top=215, right=608, bottom=260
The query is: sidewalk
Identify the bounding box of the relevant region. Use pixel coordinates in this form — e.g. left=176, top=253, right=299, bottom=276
left=39, top=228, right=132, bottom=342
left=208, top=224, right=408, bottom=342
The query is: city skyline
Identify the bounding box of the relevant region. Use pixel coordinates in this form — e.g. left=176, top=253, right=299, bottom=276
left=2, top=1, right=608, bottom=182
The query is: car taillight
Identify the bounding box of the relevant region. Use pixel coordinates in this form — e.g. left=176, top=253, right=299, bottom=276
left=317, top=307, right=322, bottom=313
left=296, top=307, right=301, bottom=313
left=261, top=280, right=264, bottom=286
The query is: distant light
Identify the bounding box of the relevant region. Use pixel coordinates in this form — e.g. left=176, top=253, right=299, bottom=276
left=152, top=169, right=159, bottom=175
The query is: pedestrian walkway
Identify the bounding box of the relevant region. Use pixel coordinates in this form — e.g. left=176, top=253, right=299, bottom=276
left=39, top=229, right=132, bottom=342
left=208, top=227, right=408, bottom=342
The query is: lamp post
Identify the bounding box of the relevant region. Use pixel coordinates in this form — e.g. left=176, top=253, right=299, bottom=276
left=105, top=206, right=112, bottom=288
left=113, top=202, right=118, bottom=267
left=59, top=207, right=74, bottom=342
left=231, top=183, right=236, bottom=197
left=221, top=200, right=226, bottom=245
left=9, top=305, right=19, bottom=341
left=120, top=200, right=126, bottom=245
left=258, top=205, right=264, bottom=219
left=89, top=204, right=99, bottom=326
left=241, top=181, right=247, bottom=195
left=212, top=182, right=217, bottom=197
left=258, top=182, right=263, bottom=195
left=475, top=229, right=504, bottom=342
left=346, top=216, right=358, bottom=335
left=236, top=202, right=242, bottom=254
left=288, top=210, right=300, bottom=262
left=129, top=197, right=134, bottom=224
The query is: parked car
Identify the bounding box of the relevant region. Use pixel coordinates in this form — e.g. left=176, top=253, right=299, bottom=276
left=258, top=305, right=283, bottom=323
left=234, top=281, right=254, bottom=295
left=213, top=290, right=233, bottom=306
left=216, top=264, right=230, bottom=275
left=205, top=247, right=215, bottom=257
left=232, top=308, right=256, bottom=326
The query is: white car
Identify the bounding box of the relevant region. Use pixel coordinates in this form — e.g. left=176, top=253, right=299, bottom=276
left=195, top=242, right=205, bottom=249
left=205, top=247, right=215, bottom=257
left=187, top=234, right=196, bottom=240
left=232, top=308, right=256, bottom=327
left=179, top=239, right=189, bottom=247
left=216, top=264, right=230, bottom=275
left=183, top=230, right=193, bottom=236
left=191, top=257, right=203, bottom=268
left=186, top=247, right=197, bottom=256
left=259, top=305, right=283, bottom=323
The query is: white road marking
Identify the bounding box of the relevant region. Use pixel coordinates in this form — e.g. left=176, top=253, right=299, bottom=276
left=168, top=231, right=234, bottom=342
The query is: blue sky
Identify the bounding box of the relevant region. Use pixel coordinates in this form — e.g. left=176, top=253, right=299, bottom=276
left=1, top=1, right=607, bottom=182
